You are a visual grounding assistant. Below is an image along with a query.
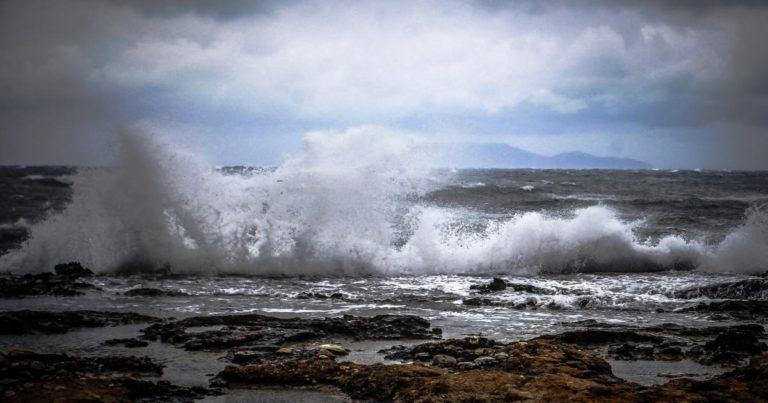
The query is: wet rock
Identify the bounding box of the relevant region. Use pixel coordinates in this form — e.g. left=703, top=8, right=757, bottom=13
left=104, top=338, right=150, bottom=348
left=640, top=353, right=768, bottom=401
left=0, top=310, right=158, bottom=334
left=382, top=337, right=499, bottom=365
left=432, top=354, right=457, bottom=367
left=216, top=338, right=768, bottom=402
left=561, top=319, right=631, bottom=328
left=0, top=350, right=220, bottom=402
left=473, top=356, right=497, bottom=366
left=0, top=350, right=163, bottom=378
left=0, top=263, right=98, bottom=298
left=296, top=291, right=345, bottom=300
left=53, top=262, right=93, bottom=279
left=123, top=287, right=190, bottom=297
left=679, top=300, right=768, bottom=321
left=695, top=328, right=768, bottom=365
left=537, top=329, right=664, bottom=345
left=462, top=297, right=497, bottom=306
left=462, top=296, right=539, bottom=309
left=469, top=277, right=507, bottom=293
left=673, top=278, right=768, bottom=299
left=469, top=277, right=553, bottom=295
left=318, top=343, right=349, bottom=355
left=542, top=320, right=768, bottom=364
left=141, top=313, right=438, bottom=356
left=216, top=338, right=624, bottom=401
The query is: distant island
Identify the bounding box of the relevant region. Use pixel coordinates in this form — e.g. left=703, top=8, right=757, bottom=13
left=430, top=143, right=652, bottom=169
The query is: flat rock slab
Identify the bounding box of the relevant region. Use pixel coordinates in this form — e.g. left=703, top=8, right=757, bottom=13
left=141, top=313, right=440, bottom=356
left=0, top=310, right=159, bottom=334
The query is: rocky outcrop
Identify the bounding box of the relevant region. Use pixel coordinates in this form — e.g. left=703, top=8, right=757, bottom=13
left=216, top=338, right=768, bottom=402
left=469, top=277, right=551, bottom=295
left=141, top=313, right=441, bottom=354
left=539, top=321, right=767, bottom=366
left=216, top=338, right=627, bottom=401
left=0, top=310, right=158, bottom=334
left=673, top=278, right=768, bottom=300
left=0, top=262, right=97, bottom=298
left=679, top=300, right=768, bottom=321
left=0, top=350, right=219, bottom=402
left=122, top=287, right=190, bottom=297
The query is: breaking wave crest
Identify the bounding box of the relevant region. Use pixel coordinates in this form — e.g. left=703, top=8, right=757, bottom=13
left=1, top=128, right=766, bottom=275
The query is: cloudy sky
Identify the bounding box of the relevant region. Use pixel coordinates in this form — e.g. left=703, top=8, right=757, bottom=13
left=1, top=0, right=767, bottom=168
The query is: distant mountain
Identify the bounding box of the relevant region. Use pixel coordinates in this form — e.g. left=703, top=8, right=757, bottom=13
left=430, top=143, right=652, bottom=169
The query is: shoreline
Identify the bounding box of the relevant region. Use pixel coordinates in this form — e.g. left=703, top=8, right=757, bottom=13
left=1, top=268, right=767, bottom=401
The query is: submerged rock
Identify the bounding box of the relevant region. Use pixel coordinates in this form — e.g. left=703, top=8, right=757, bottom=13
left=0, top=262, right=98, bottom=298
left=122, top=287, right=190, bottom=297
left=0, top=310, right=158, bottom=334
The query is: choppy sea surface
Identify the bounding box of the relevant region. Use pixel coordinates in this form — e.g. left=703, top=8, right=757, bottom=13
left=1, top=161, right=766, bottom=327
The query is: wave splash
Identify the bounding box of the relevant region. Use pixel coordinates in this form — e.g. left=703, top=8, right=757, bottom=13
left=2, top=128, right=766, bottom=275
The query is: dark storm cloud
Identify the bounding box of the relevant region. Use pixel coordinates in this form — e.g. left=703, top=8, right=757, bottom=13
left=104, top=0, right=294, bottom=20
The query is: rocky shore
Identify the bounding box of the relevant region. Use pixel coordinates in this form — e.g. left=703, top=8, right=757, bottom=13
left=1, top=271, right=768, bottom=401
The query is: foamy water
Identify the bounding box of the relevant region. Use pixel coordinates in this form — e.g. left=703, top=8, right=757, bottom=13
left=1, top=128, right=767, bottom=276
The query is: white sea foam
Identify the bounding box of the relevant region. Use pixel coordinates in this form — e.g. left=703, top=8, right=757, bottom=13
left=2, top=127, right=766, bottom=275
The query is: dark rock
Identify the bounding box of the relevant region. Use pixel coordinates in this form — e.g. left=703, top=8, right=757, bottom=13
left=123, top=287, right=189, bottom=297
left=104, top=338, right=150, bottom=348
left=0, top=350, right=220, bottom=402
left=0, top=350, right=163, bottom=378
left=0, top=263, right=99, bottom=298
left=679, top=300, right=768, bottom=321
left=215, top=338, right=620, bottom=401
left=469, top=277, right=507, bottom=293
left=53, top=262, right=93, bottom=279
left=673, top=278, right=768, bottom=299
left=141, top=313, right=438, bottom=355
left=296, top=291, right=345, bottom=300
left=542, top=320, right=767, bottom=365
left=561, top=319, right=631, bottom=328
left=0, top=310, right=159, bottom=335
left=462, top=297, right=497, bottom=306
left=697, top=328, right=768, bottom=365
left=537, top=330, right=664, bottom=345
left=215, top=338, right=768, bottom=402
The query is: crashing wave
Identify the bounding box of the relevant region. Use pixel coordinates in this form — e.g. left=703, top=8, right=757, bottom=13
left=1, top=127, right=766, bottom=276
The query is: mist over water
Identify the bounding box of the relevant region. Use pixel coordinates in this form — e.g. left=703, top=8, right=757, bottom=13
left=1, top=127, right=767, bottom=276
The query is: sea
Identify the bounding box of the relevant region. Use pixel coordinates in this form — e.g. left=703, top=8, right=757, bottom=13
left=1, top=133, right=767, bottom=389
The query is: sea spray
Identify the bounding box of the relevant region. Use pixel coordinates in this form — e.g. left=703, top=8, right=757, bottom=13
left=2, top=127, right=767, bottom=275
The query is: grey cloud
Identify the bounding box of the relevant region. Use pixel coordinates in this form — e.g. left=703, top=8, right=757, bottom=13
left=0, top=0, right=766, bottom=167
left=101, top=0, right=295, bottom=20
